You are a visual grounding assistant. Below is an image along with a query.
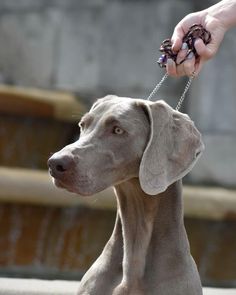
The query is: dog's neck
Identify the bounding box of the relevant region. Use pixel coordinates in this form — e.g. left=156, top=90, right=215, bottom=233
left=114, top=178, right=190, bottom=288
left=78, top=179, right=201, bottom=294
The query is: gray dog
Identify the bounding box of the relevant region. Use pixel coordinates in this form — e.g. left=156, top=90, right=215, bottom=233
left=48, top=96, right=204, bottom=295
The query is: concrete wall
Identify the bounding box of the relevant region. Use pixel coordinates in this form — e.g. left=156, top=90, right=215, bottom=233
left=0, top=0, right=235, bottom=187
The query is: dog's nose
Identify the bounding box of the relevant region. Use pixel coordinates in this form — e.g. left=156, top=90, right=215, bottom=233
left=48, top=154, right=75, bottom=176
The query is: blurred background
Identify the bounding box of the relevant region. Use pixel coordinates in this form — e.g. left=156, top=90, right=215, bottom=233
left=0, top=0, right=235, bottom=289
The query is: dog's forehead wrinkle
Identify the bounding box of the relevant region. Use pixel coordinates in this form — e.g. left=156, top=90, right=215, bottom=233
left=83, top=100, right=149, bottom=137
left=90, top=99, right=137, bottom=121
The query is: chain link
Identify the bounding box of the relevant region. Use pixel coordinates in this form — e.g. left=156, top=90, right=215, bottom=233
left=146, top=73, right=168, bottom=101
left=175, top=72, right=195, bottom=111
left=146, top=72, right=195, bottom=111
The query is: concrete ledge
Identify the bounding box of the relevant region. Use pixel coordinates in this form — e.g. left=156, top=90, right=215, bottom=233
left=0, top=85, right=86, bottom=122
left=0, top=278, right=235, bottom=295
left=183, top=185, right=236, bottom=220
left=0, top=166, right=116, bottom=210
left=0, top=166, right=236, bottom=220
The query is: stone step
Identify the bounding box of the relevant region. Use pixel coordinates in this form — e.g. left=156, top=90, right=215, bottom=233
left=0, top=84, right=86, bottom=122
left=0, top=278, right=235, bottom=295
left=0, top=166, right=236, bottom=220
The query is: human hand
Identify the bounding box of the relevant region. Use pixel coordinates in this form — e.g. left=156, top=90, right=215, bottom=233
left=166, top=9, right=227, bottom=77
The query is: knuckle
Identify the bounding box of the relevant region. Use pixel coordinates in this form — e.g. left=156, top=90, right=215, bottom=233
left=184, top=60, right=193, bottom=72
left=166, top=63, right=176, bottom=76
left=183, top=63, right=194, bottom=76
left=176, top=65, right=185, bottom=77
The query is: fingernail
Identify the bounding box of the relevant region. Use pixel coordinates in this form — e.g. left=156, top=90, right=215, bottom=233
left=171, top=43, right=177, bottom=52
left=181, top=42, right=188, bottom=50
left=167, top=58, right=174, bottom=66
left=187, top=52, right=194, bottom=59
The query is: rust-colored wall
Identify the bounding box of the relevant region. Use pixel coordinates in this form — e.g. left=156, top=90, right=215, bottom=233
left=0, top=204, right=115, bottom=279
left=0, top=203, right=236, bottom=286
left=0, top=114, right=77, bottom=169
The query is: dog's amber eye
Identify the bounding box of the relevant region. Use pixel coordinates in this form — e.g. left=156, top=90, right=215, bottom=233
left=113, top=126, right=124, bottom=135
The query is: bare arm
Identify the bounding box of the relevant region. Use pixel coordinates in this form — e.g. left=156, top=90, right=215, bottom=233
left=167, top=0, right=236, bottom=77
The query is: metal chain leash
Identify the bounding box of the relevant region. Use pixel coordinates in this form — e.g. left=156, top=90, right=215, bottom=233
left=176, top=71, right=195, bottom=111
left=146, top=72, right=168, bottom=101
left=146, top=24, right=211, bottom=111
left=146, top=72, right=194, bottom=111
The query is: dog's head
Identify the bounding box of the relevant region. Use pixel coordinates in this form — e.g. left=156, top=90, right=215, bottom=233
left=48, top=95, right=204, bottom=196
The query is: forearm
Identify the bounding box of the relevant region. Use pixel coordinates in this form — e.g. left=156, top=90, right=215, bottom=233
left=207, top=0, right=236, bottom=29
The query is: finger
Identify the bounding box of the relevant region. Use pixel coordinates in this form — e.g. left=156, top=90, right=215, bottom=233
left=194, top=38, right=206, bottom=55
left=166, top=58, right=178, bottom=77
left=174, top=59, right=195, bottom=77
left=176, top=42, right=188, bottom=64
left=174, top=53, right=195, bottom=77
left=182, top=53, right=196, bottom=76
left=194, top=38, right=215, bottom=60
left=174, top=64, right=186, bottom=77
left=171, top=25, right=185, bottom=52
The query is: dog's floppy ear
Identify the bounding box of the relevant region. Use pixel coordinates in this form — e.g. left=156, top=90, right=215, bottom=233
left=139, top=100, right=204, bottom=195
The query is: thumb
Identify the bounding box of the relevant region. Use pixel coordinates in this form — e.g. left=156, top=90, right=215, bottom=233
left=194, top=38, right=215, bottom=60
left=171, top=25, right=185, bottom=52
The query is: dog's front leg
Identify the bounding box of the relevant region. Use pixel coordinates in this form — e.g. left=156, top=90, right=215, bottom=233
left=77, top=212, right=123, bottom=295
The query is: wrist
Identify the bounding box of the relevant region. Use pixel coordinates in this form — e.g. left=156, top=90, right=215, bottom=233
left=206, top=0, right=236, bottom=30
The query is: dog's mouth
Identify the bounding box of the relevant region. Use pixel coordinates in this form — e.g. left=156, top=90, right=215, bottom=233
left=53, top=178, right=77, bottom=193
left=51, top=173, right=94, bottom=197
